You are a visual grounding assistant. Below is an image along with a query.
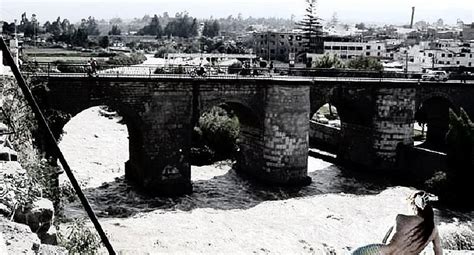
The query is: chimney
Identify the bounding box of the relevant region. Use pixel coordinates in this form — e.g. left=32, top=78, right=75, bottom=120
left=410, top=7, right=415, bottom=29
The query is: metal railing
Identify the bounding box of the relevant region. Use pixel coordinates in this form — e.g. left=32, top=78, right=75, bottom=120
left=20, top=62, right=474, bottom=83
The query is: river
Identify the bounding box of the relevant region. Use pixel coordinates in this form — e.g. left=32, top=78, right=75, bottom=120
left=57, top=107, right=473, bottom=254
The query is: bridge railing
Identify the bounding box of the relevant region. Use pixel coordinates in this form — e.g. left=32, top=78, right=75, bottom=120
left=21, top=61, right=473, bottom=81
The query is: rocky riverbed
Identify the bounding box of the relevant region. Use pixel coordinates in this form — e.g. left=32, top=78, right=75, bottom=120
left=57, top=107, right=473, bottom=254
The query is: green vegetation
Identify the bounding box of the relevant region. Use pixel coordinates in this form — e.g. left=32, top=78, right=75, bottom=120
left=296, top=0, right=323, bottom=53
left=313, top=54, right=345, bottom=68
left=58, top=219, right=101, bottom=254
left=108, top=24, right=121, bottom=35
left=106, top=52, right=146, bottom=65
left=346, top=56, right=383, bottom=71
left=138, top=14, right=163, bottom=36
left=228, top=62, right=243, bottom=74
left=425, top=108, right=474, bottom=207
left=163, top=12, right=199, bottom=38
left=202, top=20, right=220, bottom=38
left=0, top=77, right=70, bottom=212
left=191, top=106, right=240, bottom=164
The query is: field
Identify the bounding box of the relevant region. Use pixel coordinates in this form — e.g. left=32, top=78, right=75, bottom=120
left=23, top=48, right=110, bottom=63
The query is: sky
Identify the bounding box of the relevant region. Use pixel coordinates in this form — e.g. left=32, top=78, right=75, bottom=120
left=0, top=0, right=472, bottom=25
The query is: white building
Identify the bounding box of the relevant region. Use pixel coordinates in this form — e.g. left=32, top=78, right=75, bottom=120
left=414, top=39, right=474, bottom=69
left=312, top=41, right=388, bottom=62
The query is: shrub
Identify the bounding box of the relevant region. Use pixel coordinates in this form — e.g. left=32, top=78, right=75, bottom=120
left=228, top=62, right=242, bottom=74
left=346, top=56, right=383, bottom=71
left=106, top=52, right=146, bottom=66
left=58, top=218, right=101, bottom=254
left=198, top=106, right=240, bottom=159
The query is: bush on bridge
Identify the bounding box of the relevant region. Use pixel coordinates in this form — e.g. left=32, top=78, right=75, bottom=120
left=228, top=62, right=242, bottom=74
left=425, top=108, right=474, bottom=207
left=106, top=52, right=147, bottom=66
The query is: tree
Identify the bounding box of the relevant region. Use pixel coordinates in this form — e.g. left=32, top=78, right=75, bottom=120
left=138, top=14, right=162, bottom=36
left=355, top=22, right=366, bottom=30
left=202, top=20, right=220, bottom=38
left=2, top=22, right=16, bottom=34
left=328, top=12, right=338, bottom=27
left=296, top=0, right=323, bottom=54
left=109, top=24, right=121, bottom=35
left=164, top=12, right=198, bottom=38
left=99, top=36, right=109, bottom=48
left=314, top=54, right=345, bottom=68
left=346, top=56, right=383, bottom=71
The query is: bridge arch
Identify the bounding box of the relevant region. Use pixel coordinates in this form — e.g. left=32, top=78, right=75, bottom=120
left=197, top=100, right=263, bottom=175
left=415, top=95, right=456, bottom=151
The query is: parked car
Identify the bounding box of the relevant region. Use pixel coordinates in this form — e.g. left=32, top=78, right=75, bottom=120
left=422, top=70, right=449, bottom=82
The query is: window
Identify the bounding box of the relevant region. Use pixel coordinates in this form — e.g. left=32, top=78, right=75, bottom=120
left=428, top=53, right=433, bottom=57
left=438, top=61, right=444, bottom=64
left=324, top=46, right=331, bottom=50
left=377, top=46, right=381, bottom=50
left=447, top=61, right=450, bottom=64
left=341, top=46, right=348, bottom=50
left=471, top=54, right=473, bottom=58
left=460, top=54, right=466, bottom=57
left=333, top=46, right=341, bottom=50
left=469, top=62, right=472, bottom=67
left=289, top=35, right=293, bottom=41
left=457, top=61, right=460, bottom=65
left=441, top=53, right=445, bottom=57
left=280, top=35, right=285, bottom=39
left=377, top=52, right=381, bottom=56
left=280, top=42, right=284, bottom=46
left=341, top=55, right=347, bottom=59
left=448, top=54, right=453, bottom=57
left=289, top=42, right=294, bottom=46
left=366, top=52, right=371, bottom=56
left=366, top=45, right=371, bottom=50
left=349, top=46, right=355, bottom=51
left=270, top=49, right=275, bottom=54
left=296, top=36, right=302, bottom=41
left=356, top=47, right=363, bottom=50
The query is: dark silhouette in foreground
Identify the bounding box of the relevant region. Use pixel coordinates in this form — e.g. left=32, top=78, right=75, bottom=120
left=351, top=191, right=442, bottom=255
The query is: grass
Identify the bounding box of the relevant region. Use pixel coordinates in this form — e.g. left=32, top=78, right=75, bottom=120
left=23, top=48, right=110, bottom=63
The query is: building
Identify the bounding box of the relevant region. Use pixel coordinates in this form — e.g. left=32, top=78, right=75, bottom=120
left=307, top=40, right=388, bottom=63
left=414, top=39, right=474, bottom=69
left=461, top=23, right=474, bottom=41
left=252, top=31, right=307, bottom=62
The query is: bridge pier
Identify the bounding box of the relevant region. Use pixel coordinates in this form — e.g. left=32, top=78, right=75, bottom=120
left=238, top=84, right=311, bottom=186
left=124, top=84, right=194, bottom=196
left=337, top=86, right=416, bottom=171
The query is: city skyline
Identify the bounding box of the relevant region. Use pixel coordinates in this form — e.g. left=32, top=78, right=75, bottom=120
left=0, top=0, right=472, bottom=25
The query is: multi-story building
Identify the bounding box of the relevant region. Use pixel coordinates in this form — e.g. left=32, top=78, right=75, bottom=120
left=309, top=41, right=387, bottom=62
left=461, top=23, right=474, bottom=41
left=414, top=39, right=474, bottom=69
left=252, top=31, right=307, bottom=62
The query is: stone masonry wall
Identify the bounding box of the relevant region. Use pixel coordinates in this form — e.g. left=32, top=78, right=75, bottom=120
left=261, top=84, right=311, bottom=185
left=372, top=87, right=416, bottom=170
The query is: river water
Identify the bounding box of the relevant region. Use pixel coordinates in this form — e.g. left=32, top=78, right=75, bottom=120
left=58, top=107, right=473, bottom=254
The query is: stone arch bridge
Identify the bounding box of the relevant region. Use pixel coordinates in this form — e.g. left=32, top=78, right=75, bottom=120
left=29, top=75, right=474, bottom=195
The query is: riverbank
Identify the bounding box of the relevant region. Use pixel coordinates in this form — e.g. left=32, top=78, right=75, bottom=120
left=57, top=107, right=473, bottom=254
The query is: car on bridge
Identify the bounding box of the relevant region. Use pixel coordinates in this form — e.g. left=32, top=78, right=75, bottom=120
left=422, top=70, right=449, bottom=82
